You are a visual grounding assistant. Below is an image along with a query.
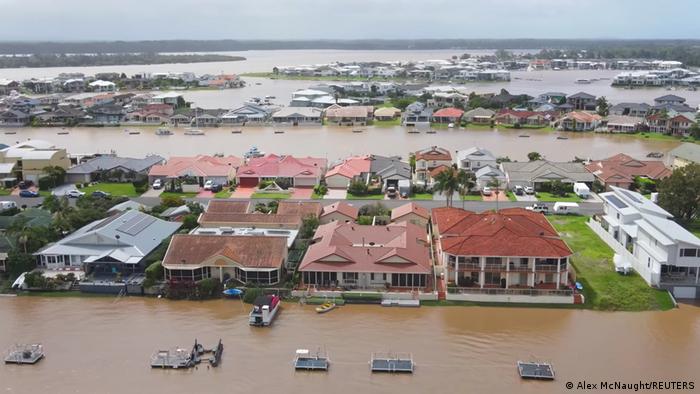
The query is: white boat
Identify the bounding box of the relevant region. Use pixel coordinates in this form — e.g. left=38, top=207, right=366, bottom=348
left=184, top=129, right=205, bottom=136
left=249, top=295, right=281, bottom=327
left=244, top=146, right=265, bottom=159
left=156, top=128, right=173, bottom=136
left=575, top=79, right=592, bottom=84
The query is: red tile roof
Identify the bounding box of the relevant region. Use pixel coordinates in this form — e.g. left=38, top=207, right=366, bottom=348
left=432, top=107, right=464, bottom=118
left=585, top=153, right=672, bottom=183
left=391, top=202, right=430, bottom=221
left=415, top=146, right=452, bottom=162
left=276, top=201, right=322, bottom=218
left=148, top=155, right=242, bottom=178
left=237, top=154, right=326, bottom=179
left=206, top=200, right=250, bottom=213
left=162, top=234, right=287, bottom=269
left=325, top=155, right=371, bottom=179
left=321, top=201, right=359, bottom=220
left=429, top=165, right=451, bottom=178
left=299, top=221, right=431, bottom=274
left=432, top=207, right=572, bottom=258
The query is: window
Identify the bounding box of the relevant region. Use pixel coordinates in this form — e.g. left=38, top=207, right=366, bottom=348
left=370, top=273, right=375, bottom=281
left=680, top=248, right=698, bottom=257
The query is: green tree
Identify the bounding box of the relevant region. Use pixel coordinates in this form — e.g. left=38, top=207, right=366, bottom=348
left=348, top=179, right=369, bottom=196
left=456, top=169, right=476, bottom=209
left=6, top=251, right=35, bottom=278
left=161, top=195, right=185, bottom=208
left=300, top=215, right=320, bottom=239
left=433, top=166, right=459, bottom=207
left=596, top=96, right=609, bottom=117
left=409, top=153, right=416, bottom=174
left=487, top=176, right=504, bottom=211
left=549, top=180, right=568, bottom=197
left=657, top=164, right=700, bottom=223
left=527, top=152, right=542, bottom=161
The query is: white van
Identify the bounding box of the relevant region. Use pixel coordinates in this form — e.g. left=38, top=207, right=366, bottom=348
left=573, top=182, right=590, bottom=199
left=553, top=202, right=580, bottom=215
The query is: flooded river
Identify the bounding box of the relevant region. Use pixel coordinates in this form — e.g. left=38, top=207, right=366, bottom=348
left=1, top=297, right=699, bottom=394
left=0, top=125, right=681, bottom=163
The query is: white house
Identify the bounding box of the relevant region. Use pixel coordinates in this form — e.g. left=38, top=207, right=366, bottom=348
left=455, top=147, right=497, bottom=172
left=589, top=186, right=700, bottom=298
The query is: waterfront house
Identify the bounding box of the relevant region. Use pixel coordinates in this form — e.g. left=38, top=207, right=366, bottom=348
left=432, top=207, right=573, bottom=303
left=431, top=107, right=464, bottom=124
left=585, top=153, right=671, bottom=190
left=298, top=221, right=431, bottom=290
left=0, top=110, right=30, bottom=127
left=373, top=107, right=401, bottom=121
left=325, top=155, right=372, bottom=189
left=0, top=140, right=70, bottom=183
left=558, top=111, right=602, bottom=131
left=609, top=102, right=651, bottom=118
left=605, top=115, right=645, bottom=133
left=463, top=107, right=495, bottom=124
left=221, top=104, right=272, bottom=125
left=501, top=160, right=594, bottom=190
left=391, top=202, right=430, bottom=227
left=168, top=113, right=190, bottom=126
left=34, top=210, right=181, bottom=273
left=66, top=154, right=165, bottom=184
left=161, top=234, right=288, bottom=285
left=653, top=94, right=686, bottom=106
left=271, top=107, right=322, bottom=125
left=0, top=79, right=20, bottom=95
left=320, top=202, right=359, bottom=224
left=148, top=155, right=242, bottom=187
left=236, top=154, right=326, bottom=188
left=566, top=92, right=597, bottom=111
left=590, top=187, right=700, bottom=298
left=402, top=101, right=432, bottom=125
left=150, top=92, right=184, bottom=106
left=37, top=107, right=87, bottom=125
left=414, top=146, right=452, bottom=186
left=646, top=112, right=695, bottom=136
left=86, top=104, right=124, bottom=124
left=88, top=80, right=116, bottom=92
left=324, top=105, right=374, bottom=126
left=495, top=109, right=553, bottom=127
left=667, top=143, right=700, bottom=169
left=429, top=92, right=469, bottom=108
left=455, top=147, right=497, bottom=172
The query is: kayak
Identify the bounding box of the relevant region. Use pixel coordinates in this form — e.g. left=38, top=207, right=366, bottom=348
left=315, top=302, right=336, bottom=314
left=223, top=288, right=243, bottom=297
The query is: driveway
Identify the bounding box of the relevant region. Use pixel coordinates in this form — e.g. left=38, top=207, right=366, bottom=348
left=325, top=188, right=347, bottom=199
left=232, top=186, right=255, bottom=198
left=482, top=192, right=510, bottom=202
left=141, top=188, right=164, bottom=198
left=514, top=193, right=537, bottom=202
left=197, top=190, right=215, bottom=198
left=291, top=187, right=314, bottom=199
left=51, top=183, right=77, bottom=196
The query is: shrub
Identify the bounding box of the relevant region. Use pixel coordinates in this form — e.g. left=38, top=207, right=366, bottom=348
left=145, top=261, right=164, bottom=282
left=161, top=195, right=184, bottom=207
left=181, top=214, right=198, bottom=230
left=243, top=287, right=264, bottom=304
left=313, top=184, right=328, bottom=196
left=196, top=278, right=221, bottom=299
left=348, top=180, right=368, bottom=195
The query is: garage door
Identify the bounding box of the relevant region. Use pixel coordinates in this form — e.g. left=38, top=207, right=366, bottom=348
left=238, top=177, right=258, bottom=187
left=673, top=287, right=697, bottom=299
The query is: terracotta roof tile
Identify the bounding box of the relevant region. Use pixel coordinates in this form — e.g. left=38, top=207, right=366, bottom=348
left=391, top=202, right=430, bottom=221
left=321, top=202, right=359, bottom=220
left=162, top=234, right=286, bottom=269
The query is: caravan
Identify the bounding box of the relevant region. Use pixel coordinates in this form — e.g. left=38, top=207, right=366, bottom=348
left=553, top=202, right=580, bottom=215
left=573, top=182, right=590, bottom=199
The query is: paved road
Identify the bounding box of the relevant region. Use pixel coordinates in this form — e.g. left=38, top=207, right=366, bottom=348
left=2, top=195, right=604, bottom=216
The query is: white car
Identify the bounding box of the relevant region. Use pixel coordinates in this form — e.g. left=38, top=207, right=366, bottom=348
left=152, top=179, right=162, bottom=190
left=66, top=189, right=85, bottom=198
left=204, top=180, right=213, bottom=190
left=524, top=186, right=535, bottom=195
left=482, top=187, right=493, bottom=196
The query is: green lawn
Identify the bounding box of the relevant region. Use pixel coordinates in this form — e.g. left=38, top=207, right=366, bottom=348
left=500, top=125, right=556, bottom=132
left=411, top=193, right=433, bottom=200
left=536, top=192, right=582, bottom=202
left=80, top=183, right=140, bottom=197
left=347, top=192, right=384, bottom=200
left=550, top=215, right=674, bottom=311
left=251, top=192, right=290, bottom=199
left=505, top=191, right=517, bottom=201
left=627, top=132, right=699, bottom=143
left=311, top=192, right=325, bottom=200
left=0, top=188, right=11, bottom=196
left=160, top=192, right=198, bottom=199
left=462, top=194, right=483, bottom=201
left=372, top=118, right=401, bottom=127
left=463, top=123, right=495, bottom=130
left=214, top=190, right=232, bottom=198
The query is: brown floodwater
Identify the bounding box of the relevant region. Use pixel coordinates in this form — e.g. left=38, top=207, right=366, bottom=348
left=0, top=126, right=680, bottom=163
left=1, top=297, right=699, bottom=394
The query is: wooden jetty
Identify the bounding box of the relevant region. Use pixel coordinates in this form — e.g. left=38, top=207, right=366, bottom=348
left=294, top=348, right=329, bottom=371
left=381, top=299, right=420, bottom=307
left=517, top=361, right=555, bottom=380
left=370, top=352, right=414, bottom=373
left=151, top=339, right=223, bottom=369
left=4, top=344, right=45, bottom=365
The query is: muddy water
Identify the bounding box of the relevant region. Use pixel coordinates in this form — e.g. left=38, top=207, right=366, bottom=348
left=0, top=126, right=680, bottom=163
left=1, top=297, right=699, bottom=394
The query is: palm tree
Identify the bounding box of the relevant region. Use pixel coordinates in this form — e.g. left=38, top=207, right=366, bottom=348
left=487, top=176, right=504, bottom=212
left=456, top=169, right=476, bottom=209
left=433, top=167, right=459, bottom=207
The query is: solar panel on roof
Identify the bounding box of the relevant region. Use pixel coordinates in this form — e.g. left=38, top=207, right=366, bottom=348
left=117, top=215, right=156, bottom=236
left=606, top=195, right=628, bottom=209
left=620, top=189, right=642, bottom=204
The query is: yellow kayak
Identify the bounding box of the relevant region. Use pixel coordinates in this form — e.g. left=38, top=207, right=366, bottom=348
left=315, top=302, right=336, bottom=314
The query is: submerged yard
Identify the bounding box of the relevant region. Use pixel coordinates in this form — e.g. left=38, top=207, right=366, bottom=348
left=550, top=215, right=674, bottom=311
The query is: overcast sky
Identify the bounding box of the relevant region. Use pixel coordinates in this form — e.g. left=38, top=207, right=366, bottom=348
left=1, top=0, right=698, bottom=41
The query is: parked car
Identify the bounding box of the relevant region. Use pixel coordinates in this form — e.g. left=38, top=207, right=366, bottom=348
left=0, top=201, right=18, bottom=211
left=152, top=179, right=162, bottom=190
left=525, top=203, right=549, bottom=214
left=66, top=189, right=85, bottom=198
left=18, top=181, right=30, bottom=190
left=19, top=190, right=39, bottom=198
left=210, top=183, right=223, bottom=193
left=91, top=190, right=111, bottom=199
left=204, top=180, right=214, bottom=190
left=386, top=186, right=397, bottom=198
left=524, top=186, right=535, bottom=195
left=482, top=187, right=493, bottom=196
left=514, top=185, right=524, bottom=196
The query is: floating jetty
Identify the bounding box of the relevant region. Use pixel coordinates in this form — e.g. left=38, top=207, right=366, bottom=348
left=4, top=344, right=44, bottom=365
left=274, top=130, right=285, bottom=134
left=381, top=299, right=420, bottom=307
left=370, top=352, right=414, bottom=373
left=151, top=339, right=223, bottom=369
left=352, top=129, right=364, bottom=133
left=517, top=361, right=555, bottom=380
left=294, top=348, right=329, bottom=371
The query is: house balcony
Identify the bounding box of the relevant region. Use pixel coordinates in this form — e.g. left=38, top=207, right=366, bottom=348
left=534, top=264, right=559, bottom=272
left=447, top=286, right=572, bottom=297
left=660, top=273, right=700, bottom=286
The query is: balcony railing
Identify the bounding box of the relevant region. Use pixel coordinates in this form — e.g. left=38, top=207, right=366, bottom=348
left=534, top=265, right=559, bottom=272
left=447, top=287, right=573, bottom=296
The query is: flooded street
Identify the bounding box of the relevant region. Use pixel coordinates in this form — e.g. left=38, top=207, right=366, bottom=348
left=0, top=126, right=682, bottom=163
left=1, top=297, right=699, bottom=394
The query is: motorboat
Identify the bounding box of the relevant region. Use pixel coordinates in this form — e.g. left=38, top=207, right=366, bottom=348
left=156, top=128, right=173, bottom=136
left=244, top=146, right=265, bottom=159
left=315, top=302, right=336, bottom=314
left=249, top=295, right=281, bottom=327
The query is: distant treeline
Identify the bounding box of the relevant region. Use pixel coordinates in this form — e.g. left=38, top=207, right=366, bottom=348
left=0, top=53, right=245, bottom=69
